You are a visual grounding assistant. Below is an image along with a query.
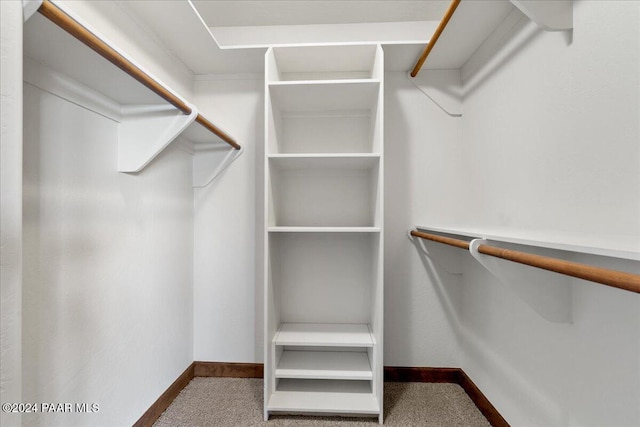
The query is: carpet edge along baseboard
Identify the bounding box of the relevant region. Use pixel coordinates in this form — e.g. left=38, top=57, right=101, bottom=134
left=133, top=362, right=509, bottom=427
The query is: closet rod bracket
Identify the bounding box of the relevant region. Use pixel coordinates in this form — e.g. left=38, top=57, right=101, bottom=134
left=469, top=239, right=573, bottom=323
left=118, top=102, right=198, bottom=173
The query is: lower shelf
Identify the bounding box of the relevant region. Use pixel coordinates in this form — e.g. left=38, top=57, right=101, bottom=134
left=275, top=350, right=373, bottom=380
left=274, top=323, right=374, bottom=347
left=268, top=379, right=379, bottom=415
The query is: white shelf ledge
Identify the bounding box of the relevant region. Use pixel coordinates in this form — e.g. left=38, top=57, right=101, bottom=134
left=274, top=323, right=374, bottom=348
left=415, top=225, right=640, bottom=261
left=276, top=351, right=372, bottom=380
left=268, top=379, right=379, bottom=415
left=269, top=78, right=380, bottom=87
left=269, top=153, right=380, bottom=159
left=269, top=227, right=380, bottom=233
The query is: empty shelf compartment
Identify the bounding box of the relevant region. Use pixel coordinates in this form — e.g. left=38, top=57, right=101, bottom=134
left=268, top=45, right=380, bottom=82
left=268, top=161, right=380, bottom=227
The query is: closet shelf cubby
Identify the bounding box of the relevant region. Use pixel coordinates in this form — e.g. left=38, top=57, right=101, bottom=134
left=25, top=0, right=240, bottom=181
left=267, top=74, right=381, bottom=154
left=268, top=154, right=381, bottom=228
left=267, top=44, right=382, bottom=82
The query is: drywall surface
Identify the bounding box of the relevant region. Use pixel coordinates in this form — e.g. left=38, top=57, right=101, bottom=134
left=384, top=72, right=464, bottom=366
left=458, top=2, right=640, bottom=425
left=22, top=78, right=194, bottom=426
left=193, top=78, right=263, bottom=362
left=461, top=3, right=639, bottom=245
left=1, top=2, right=23, bottom=426
left=56, top=0, right=194, bottom=100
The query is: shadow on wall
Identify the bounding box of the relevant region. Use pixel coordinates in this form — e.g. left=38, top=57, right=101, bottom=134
left=463, top=12, right=544, bottom=99
left=410, top=236, right=463, bottom=330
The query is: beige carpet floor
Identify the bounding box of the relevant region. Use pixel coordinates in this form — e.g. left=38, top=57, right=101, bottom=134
left=154, top=378, right=491, bottom=426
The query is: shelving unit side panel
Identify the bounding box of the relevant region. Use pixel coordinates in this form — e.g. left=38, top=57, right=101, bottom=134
left=373, top=44, right=384, bottom=422
left=266, top=48, right=281, bottom=82
left=264, top=47, right=276, bottom=420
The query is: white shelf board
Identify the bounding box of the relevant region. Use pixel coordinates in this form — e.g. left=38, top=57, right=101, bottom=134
left=269, top=227, right=380, bottom=233
left=269, top=153, right=380, bottom=159
left=269, top=154, right=379, bottom=171
left=269, top=78, right=379, bottom=87
left=416, top=225, right=640, bottom=261
left=276, top=351, right=372, bottom=380
left=269, top=80, right=379, bottom=112
left=268, top=379, right=379, bottom=415
left=274, top=323, right=374, bottom=347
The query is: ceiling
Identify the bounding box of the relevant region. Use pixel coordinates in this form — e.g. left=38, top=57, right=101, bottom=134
left=191, top=0, right=450, bottom=27
left=117, top=0, right=515, bottom=75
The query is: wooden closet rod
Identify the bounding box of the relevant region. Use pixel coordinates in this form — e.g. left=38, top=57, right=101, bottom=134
left=410, top=0, right=461, bottom=77
left=411, top=230, right=470, bottom=250
left=410, top=230, right=640, bottom=294
left=37, top=0, right=241, bottom=150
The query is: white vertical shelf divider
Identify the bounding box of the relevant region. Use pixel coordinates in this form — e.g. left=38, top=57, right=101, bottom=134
left=264, top=44, right=384, bottom=423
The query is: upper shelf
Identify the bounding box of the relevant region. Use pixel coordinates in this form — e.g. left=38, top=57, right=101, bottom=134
left=24, top=0, right=240, bottom=177
left=415, top=225, right=640, bottom=261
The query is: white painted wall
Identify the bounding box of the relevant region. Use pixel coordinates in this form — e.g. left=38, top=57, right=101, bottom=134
left=1, top=2, right=23, bottom=427
left=192, top=77, right=264, bottom=362
left=56, top=0, right=194, bottom=100
left=455, top=2, right=640, bottom=425
left=21, top=71, right=194, bottom=426
left=384, top=71, right=464, bottom=366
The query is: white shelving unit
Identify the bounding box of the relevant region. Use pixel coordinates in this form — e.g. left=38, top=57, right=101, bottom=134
left=264, top=44, right=384, bottom=423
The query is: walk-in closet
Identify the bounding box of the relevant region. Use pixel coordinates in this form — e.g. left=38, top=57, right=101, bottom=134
left=1, top=1, right=638, bottom=426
